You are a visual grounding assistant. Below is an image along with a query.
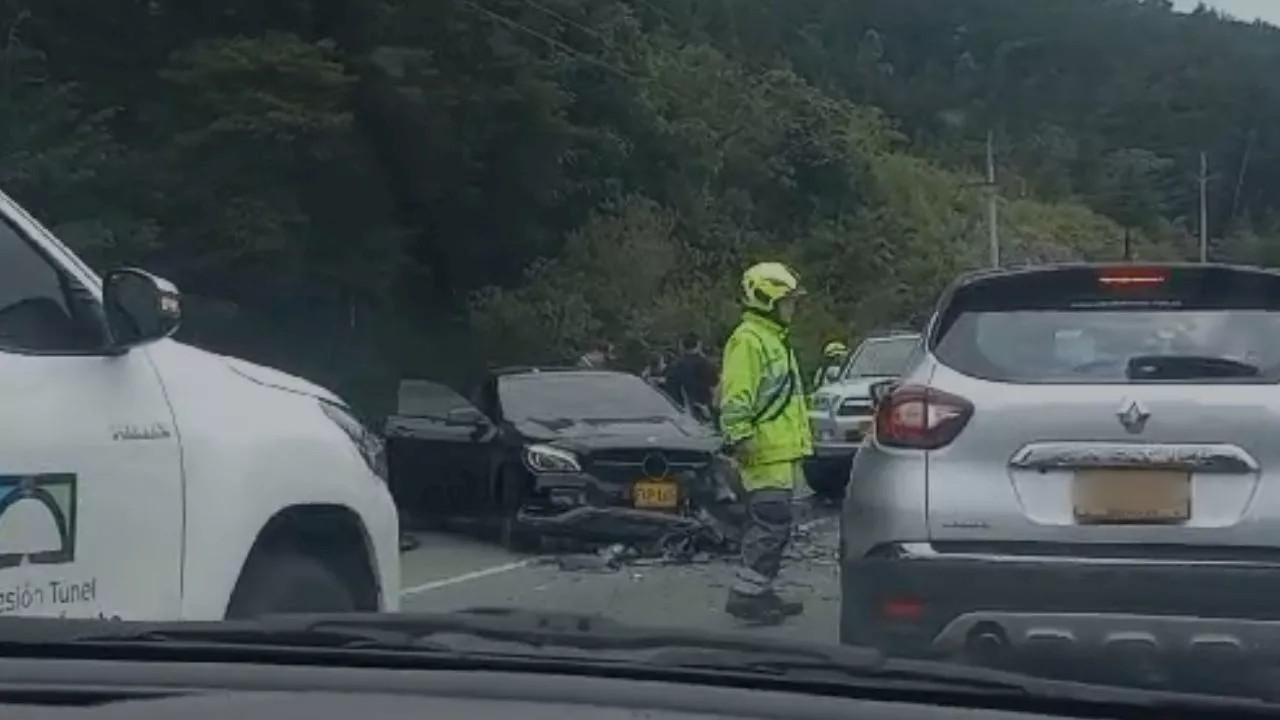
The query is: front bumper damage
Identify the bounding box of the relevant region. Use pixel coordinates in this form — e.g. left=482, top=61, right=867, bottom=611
left=518, top=504, right=704, bottom=541
left=517, top=458, right=744, bottom=548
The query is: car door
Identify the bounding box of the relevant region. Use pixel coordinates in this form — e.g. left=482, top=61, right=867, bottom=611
left=0, top=213, right=183, bottom=619
left=386, top=379, right=496, bottom=519
left=466, top=377, right=509, bottom=511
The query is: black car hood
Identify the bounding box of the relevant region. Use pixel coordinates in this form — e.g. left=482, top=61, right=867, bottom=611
left=511, top=416, right=719, bottom=453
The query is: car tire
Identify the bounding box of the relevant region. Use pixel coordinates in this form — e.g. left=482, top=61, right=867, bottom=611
left=803, top=459, right=849, bottom=501
left=225, top=550, right=357, bottom=619
left=498, top=468, right=541, bottom=554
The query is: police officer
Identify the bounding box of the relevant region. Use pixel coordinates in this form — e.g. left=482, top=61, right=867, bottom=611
left=811, top=340, right=849, bottom=390
left=717, top=261, right=813, bottom=624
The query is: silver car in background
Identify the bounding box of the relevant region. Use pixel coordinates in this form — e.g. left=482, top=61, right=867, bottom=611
left=806, top=331, right=920, bottom=500
left=841, top=263, right=1280, bottom=687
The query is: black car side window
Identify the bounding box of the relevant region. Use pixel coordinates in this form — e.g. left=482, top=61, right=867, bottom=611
left=0, top=218, right=105, bottom=354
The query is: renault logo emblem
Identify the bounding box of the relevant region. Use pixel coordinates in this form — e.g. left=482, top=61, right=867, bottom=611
left=1117, top=399, right=1150, bottom=434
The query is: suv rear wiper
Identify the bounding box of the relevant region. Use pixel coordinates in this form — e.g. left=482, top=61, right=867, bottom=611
left=1127, top=354, right=1261, bottom=380
left=4, top=610, right=1271, bottom=711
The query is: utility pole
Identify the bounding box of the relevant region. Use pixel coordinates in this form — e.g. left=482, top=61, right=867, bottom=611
left=986, top=130, right=999, bottom=267
left=1198, top=151, right=1209, bottom=263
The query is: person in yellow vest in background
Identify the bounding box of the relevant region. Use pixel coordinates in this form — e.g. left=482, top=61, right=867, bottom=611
left=811, top=340, right=849, bottom=391
left=717, top=261, right=814, bottom=624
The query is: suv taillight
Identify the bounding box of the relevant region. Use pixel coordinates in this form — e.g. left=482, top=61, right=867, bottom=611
left=874, top=384, right=973, bottom=450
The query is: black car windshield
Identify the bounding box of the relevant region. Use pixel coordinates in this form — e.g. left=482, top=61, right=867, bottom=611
left=842, top=337, right=917, bottom=379
left=499, top=372, right=680, bottom=421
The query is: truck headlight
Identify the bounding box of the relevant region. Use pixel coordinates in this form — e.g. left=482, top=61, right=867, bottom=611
left=522, top=443, right=581, bottom=474
left=319, top=399, right=388, bottom=482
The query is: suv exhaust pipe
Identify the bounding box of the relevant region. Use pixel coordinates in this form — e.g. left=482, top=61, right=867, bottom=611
left=963, top=624, right=1008, bottom=666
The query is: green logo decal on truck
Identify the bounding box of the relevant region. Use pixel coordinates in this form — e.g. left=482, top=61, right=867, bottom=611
left=0, top=474, right=77, bottom=568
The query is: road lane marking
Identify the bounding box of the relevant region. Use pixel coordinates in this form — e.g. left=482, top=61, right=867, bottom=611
left=401, top=559, right=535, bottom=598
left=400, top=511, right=837, bottom=598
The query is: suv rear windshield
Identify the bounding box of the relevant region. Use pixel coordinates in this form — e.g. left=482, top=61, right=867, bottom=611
left=932, top=265, right=1280, bottom=384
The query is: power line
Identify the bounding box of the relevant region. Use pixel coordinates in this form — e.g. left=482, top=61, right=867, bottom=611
left=520, top=0, right=618, bottom=48
left=456, top=0, right=636, bottom=80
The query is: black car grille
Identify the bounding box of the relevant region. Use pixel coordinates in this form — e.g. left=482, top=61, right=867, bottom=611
left=586, top=448, right=710, bottom=484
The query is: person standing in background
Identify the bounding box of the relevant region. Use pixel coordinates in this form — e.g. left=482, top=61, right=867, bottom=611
left=577, top=340, right=615, bottom=369
left=811, top=340, right=849, bottom=391
left=641, top=351, right=669, bottom=388
left=664, top=332, right=717, bottom=422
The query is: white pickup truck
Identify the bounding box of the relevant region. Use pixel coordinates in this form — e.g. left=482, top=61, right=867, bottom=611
left=0, top=189, right=400, bottom=620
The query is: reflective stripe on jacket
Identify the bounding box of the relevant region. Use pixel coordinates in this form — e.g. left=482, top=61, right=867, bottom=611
left=716, top=310, right=813, bottom=469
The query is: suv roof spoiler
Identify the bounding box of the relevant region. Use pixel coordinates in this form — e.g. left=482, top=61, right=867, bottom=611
left=948, top=261, right=1279, bottom=290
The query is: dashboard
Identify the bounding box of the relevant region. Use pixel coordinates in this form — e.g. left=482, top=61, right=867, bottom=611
left=0, top=657, right=1092, bottom=720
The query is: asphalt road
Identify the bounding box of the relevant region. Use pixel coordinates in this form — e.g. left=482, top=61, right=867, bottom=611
left=397, top=504, right=842, bottom=640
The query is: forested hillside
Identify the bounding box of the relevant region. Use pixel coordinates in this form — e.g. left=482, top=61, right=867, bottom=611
left=4, top=0, right=1273, bottom=412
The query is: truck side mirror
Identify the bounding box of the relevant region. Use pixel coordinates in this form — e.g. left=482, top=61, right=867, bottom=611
left=102, top=267, right=181, bottom=351
left=869, top=379, right=896, bottom=406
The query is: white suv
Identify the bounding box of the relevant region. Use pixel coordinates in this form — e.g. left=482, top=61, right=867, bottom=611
left=806, top=332, right=921, bottom=499
left=0, top=188, right=400, bottom=620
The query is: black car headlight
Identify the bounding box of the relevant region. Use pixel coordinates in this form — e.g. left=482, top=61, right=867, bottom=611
left=522, top=443, right=581, bottom=474
left=319, top=399, right=388, bottom=482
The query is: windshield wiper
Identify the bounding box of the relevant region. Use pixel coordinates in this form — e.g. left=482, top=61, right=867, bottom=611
left=6, top=609, right=1273, bottom=711
left=1127, top=354, right=1261, bottom=380
left=20, top=608, right=885, bottom=664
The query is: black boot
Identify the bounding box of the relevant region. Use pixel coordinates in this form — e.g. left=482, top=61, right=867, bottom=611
left=725, top=590, right=805, bottom=625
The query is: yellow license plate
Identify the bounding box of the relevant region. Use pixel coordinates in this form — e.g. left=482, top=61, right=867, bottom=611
left=633, top=479, right=679, bottom=509
left=1073, top=468, right=1191, bottom=524
left=856, top=419, right=873, bottom=434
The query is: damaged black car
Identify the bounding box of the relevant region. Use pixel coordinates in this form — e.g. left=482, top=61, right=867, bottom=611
left=385, top=367, right=735, bottom=551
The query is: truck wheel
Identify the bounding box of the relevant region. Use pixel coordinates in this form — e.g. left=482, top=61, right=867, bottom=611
left=498, top=469, right=541, bottom=553
left=225, top=551, right=357, bottom=619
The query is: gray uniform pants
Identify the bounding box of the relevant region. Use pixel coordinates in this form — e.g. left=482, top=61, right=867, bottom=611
left=731, top=476, right=799, bottom=597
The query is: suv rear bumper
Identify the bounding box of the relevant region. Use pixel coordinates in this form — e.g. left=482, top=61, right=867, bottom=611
left=840, top=542, right=1280, bottom=686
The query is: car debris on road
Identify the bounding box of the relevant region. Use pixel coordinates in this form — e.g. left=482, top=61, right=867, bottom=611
left=541, top=498, right=837, bottom=573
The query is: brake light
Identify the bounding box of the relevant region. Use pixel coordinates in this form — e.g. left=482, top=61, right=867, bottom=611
left=874, top=385, right=973, bottom=450
left=1098, top=267, right=1167, bottom=288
